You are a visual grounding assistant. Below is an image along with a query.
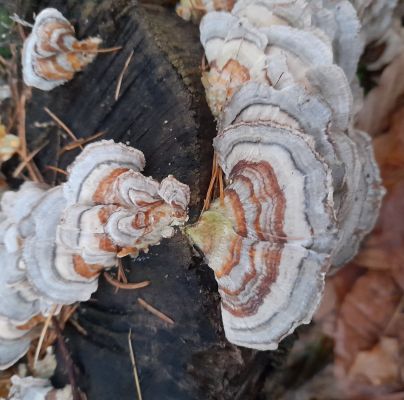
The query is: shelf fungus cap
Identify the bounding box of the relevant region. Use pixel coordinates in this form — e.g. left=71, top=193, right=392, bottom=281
left=0, top=140, right=189, bottom=368
left=0, top=316, right=36, bottom=370
left=187, top=119, right=337, bottom=350
left=331, top=130, right=385, bottom=268
left=22, top=8, right=102, bottom=91
left=194, top=0, right=386, bottom=351
left=187, top=208, right=329, bottom=350
left=64, top=140, right=145, bottom=205
left=200, top=12, right=268, bottom=116
left=23, top=187, right=99, bottom=304
left=59, top=140, right=190, bottom=265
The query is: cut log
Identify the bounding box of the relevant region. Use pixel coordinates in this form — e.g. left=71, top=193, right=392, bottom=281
left=3, top=1, right=293, bottom=399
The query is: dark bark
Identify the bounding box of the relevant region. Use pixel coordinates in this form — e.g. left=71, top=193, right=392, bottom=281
left=3, top=1, right=293, bottom=399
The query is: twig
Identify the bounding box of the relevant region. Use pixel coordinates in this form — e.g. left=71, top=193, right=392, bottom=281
left=17, top=91, right=44, bottom=182
left=34, top=304, right=82, bottom=352
left=68, top=319, right=88, bottom=336
left=117, top=258, right=128, bottom=284
left=7, top=48, right=44, bottom=182
left=52, top=317, right=82, bottom=400
left=137, top=298, right=174, bottom=325
left=44, top=107, right=82, bottom=149
left=14, top=81, right=25, bottom=140
left=115, top=258, right=128, bottom=294
left=59, top=131, right=106, bottom=155
left=59, top=131, right=106, bottom=156
left=45, top=165, right=68, bottom=175
left=85, top=46, right=122, bottom=53
left=60, top=304, right=80, bottom=328
left=201, top=152, right=218, bottom=214
left=219, top=168, right=224, bottom=206
left=11, top=16, right=28, bottom=41
left=103, top=272, right=150, bottom=290
left=13, top=140, right=49, bottom=178
left=128, top=329, right=143, bottom=400
left=10, top=13, right=34, bottom=28
left=33, top=305, right=57, bottom=369
left=115, top=50, right=134, bottom=100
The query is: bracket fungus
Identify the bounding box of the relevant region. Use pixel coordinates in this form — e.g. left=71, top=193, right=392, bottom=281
left=22, top=8, right=102, bottom=91
left=186, top=0, right=386, bottom=350
left=0, top=140, right=190, bottom=368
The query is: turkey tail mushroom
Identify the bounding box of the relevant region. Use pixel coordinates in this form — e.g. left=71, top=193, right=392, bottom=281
left=187, top=119, right=337, bottom=349
left=0, top=140, right=190, bottom=368
left=60, top=140, right=190, bottom=265
left=187, top=0, right=386, bottom=350
left=22, top=8, right=102, bottom=91
left=0, top=317, right=36, bottom=370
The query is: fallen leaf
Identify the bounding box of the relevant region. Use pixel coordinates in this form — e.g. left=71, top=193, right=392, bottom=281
left=356, top=53, right=404, bottom=136
left=348, top=337, right=400, bottom=386
left=334, top=271, right=401, bottom=372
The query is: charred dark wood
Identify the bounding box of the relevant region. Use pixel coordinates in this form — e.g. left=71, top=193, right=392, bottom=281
left=3, top=1, right=292, bottom=399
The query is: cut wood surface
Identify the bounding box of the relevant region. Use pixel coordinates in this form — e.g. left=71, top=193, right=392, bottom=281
left=3, top=0, right=292, bottom=399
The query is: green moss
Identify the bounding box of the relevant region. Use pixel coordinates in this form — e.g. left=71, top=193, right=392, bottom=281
left=185, top=209, right=233, bottom=251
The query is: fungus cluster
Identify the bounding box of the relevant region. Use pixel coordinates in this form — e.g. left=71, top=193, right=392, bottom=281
left=2, top=0, right=392, bottom=369
left=22, top=8, right=102, bottom=91
left=186, top=0, right=386, bottom=350
left=0, top=140, right=190, bottom=368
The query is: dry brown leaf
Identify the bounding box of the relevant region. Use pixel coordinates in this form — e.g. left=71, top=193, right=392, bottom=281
left=350, top=105, right=404, bottom=284
left=316, top=101, right=404, bottom=397
left=303, top=50, right=404, bottom=400
left=315, top=266, right=365, bottom=337
left=374, top=107, right=404, bottom=185
left=348, top=337, right=400, bottom=386
left=356, top=53, right=404, bottom=136
left=334, top=271, right=402, bottom=371
left=355, top=181, right=404, bottom=285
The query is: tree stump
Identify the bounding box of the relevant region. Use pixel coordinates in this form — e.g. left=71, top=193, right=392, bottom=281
left=3, top=1, right=293, bottom=398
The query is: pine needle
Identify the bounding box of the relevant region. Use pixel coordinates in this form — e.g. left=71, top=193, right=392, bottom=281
left=13, top=140, right=49, bottom=178
left=85, top=46, right=122, bottom=53
left=68, top=319, right=88, bottom=336
left=9, top=13, right=34, bottom=28
left=201, top=152, right=219, bottom=214
left=33, top=305, right=57, bottom=369
left=59, top=131, right=105, bottom=155
left=115, top=50, right=134, bottom=100
left=45, top=165, right=68, bottom=176
left=17, top=91, right=43, bottom=182
left=44, top=107, right=82, bottom=149
left=137, top=298, right=174, bottom=325
left=103, top=272, right=150, bottom=290
left=128, top=329, right=143, bottom=400
left=219, top=168, right=224, bottom=206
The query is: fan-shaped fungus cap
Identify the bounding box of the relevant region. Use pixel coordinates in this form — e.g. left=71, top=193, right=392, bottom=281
left=22, top=8, right=102, bottom=91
